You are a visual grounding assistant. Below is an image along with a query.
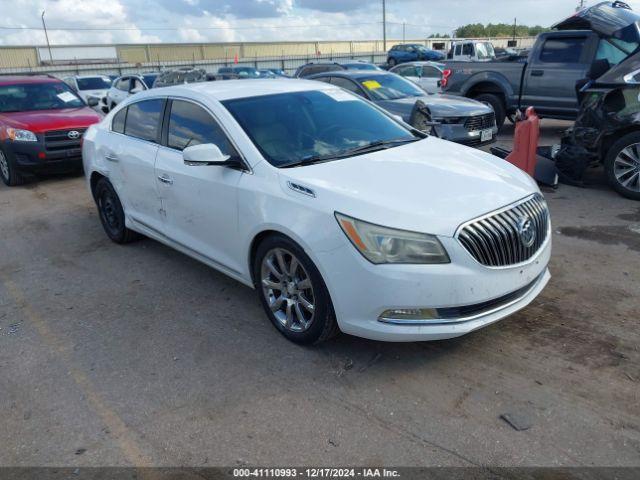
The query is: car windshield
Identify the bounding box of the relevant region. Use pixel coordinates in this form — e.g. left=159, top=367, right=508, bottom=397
left=0, top=82, right=84, bottom=112
left=222, top=89, right=418, bottom=167
left=356, top=74, right=424, bottom=100
left=476, top=42, right=495, bottom=60
left=77, top=77, right=112, bottom=90
left=143, top=74, right=158, bottom=88
left=234, top=67, right=261, bottom=77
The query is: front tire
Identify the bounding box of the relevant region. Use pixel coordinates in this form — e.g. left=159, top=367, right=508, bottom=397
left=0, top=148, right=25, bottom=187
left=473, top=93, right=506, bottom=130
left=254, top=234, right=339, bottom=344
left=94, top=178, right=142, bottom=243
left=605, top=132, right=640, bottom=200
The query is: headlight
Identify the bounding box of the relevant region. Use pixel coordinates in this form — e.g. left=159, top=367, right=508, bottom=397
left=335, top=213, right=450, bottom=264
left=7, top=128, right=37, bottom=142
left=432, top=117, right=463, bottom=125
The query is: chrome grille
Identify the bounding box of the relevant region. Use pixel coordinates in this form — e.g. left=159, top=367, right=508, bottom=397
left=457, top=194, right=549, bottom=267
left=44, top=128, right=86, bottom=152
left=464, top=112, right=495, bottom=132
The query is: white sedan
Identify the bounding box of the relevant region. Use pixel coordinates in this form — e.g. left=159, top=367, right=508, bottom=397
left=82, top=80, right=551, bottom=344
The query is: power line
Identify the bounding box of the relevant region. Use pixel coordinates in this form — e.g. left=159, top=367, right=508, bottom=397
left=0, top=22, right=385, bottom=32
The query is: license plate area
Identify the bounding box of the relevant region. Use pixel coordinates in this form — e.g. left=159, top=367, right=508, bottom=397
left=480, top=129, right=493, bottom=142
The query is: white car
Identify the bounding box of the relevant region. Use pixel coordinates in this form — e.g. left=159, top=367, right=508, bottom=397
left=389, top=62, right=444, bottom=94
left=82, top=80, right=551, bottom=344
left=105, top=73, right=159, bottom=110
left=63, top=75, right=113, bottom=110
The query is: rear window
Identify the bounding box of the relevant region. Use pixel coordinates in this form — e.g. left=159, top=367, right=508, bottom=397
left=539, top=38, right=586, bottom=63
left=0, top=81, right=84, bottom=112
left=77, top=77, right=112, bottom=90
left=124, top=99, right=163, bottom=142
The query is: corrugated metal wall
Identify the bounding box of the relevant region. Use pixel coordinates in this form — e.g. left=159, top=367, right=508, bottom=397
left=0, top=38, right=537, bottom=69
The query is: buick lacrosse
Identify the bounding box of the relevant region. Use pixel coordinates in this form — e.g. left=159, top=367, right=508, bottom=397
left=83, top=80, right=551, bottom=344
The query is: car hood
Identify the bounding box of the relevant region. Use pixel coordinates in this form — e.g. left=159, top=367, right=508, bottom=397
left=553, top=1, right=640, bottom=44
left=280, top=136, right=538, bottom=237
left=376, top=94, right=490, bottom=121
left=0, top=107, right=101, bottom=133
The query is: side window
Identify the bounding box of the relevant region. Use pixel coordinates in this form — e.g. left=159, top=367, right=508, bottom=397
left=131, top=78, right=145, bottom=92
left=539, top=38, right=586, bottom=63
left=394, top=66, right=411, bottom=76
left=330, top=77, right=365, bottom=97
left=596, top=39, right=628, bottom=67
left=116, top=78, right=129, bottom=91
left=167, top=100, right=237, bottom=155
left=462, top=44, right=473, bottom=56
left=311, top=76, right=331, bottom=84
left=112, top=107, right=127, bottom=134
left=455, top=44, right=462, bottom=55
left=124, top=99, right=163, bottom=143
left=422, top=66, right=441, bottom=78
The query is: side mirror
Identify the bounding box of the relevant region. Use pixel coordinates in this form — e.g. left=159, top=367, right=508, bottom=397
left=183, top=143, right=231, bottom=166
left=86, top=96, right=99, bottom=107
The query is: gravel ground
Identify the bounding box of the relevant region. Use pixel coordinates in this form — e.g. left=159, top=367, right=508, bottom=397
left=0, top=119, right=638, bottom=468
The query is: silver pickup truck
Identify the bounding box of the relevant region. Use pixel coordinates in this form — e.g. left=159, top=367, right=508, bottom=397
left=442, top=1, right=640, bottom=128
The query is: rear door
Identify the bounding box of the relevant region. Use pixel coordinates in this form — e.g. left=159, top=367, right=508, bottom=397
left=521, top=35, right=592, bottom=117
left=420, top=65, right=442, bottom=93
left=154, top=99, right=245, bottom=273
left=104, top=99, right=165, bottom=231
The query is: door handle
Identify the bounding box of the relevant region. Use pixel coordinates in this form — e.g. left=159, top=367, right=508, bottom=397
left=157, top=174, right=173, bottom=185
left=530, top=70, right=544, bottom=77
left=105, top=153, right=119, bottom=162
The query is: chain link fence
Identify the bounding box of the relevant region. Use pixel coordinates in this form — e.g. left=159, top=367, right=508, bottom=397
left=0, top=51, right=390, bottom=78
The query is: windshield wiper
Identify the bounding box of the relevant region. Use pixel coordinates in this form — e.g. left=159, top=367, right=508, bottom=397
left=280, top=137, right=420, bottom=168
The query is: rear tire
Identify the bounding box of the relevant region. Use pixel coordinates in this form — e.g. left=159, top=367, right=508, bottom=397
left=604, top=132, right=640, bottom=200
left=473, top=93, right=506, bottom=130
left=94, top=178, right=142, bottom=243
left=0, top=148, right=24, bottom=187
left=254, top=234, right=339, bottom=344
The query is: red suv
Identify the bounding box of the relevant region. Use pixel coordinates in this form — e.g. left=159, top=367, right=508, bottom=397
left=0, top=75, right=102, bottom=186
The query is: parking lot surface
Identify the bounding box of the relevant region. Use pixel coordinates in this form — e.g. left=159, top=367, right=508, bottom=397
left=1, top=120, right=639, bottom=467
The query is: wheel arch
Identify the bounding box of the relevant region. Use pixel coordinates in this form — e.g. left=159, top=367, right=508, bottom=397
left=89, top=171, right=107, bottom=200
left=600, top=126, right=640, bottom=162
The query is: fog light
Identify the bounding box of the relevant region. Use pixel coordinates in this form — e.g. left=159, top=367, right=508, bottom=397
left=378, top=308, right=439, bottom=321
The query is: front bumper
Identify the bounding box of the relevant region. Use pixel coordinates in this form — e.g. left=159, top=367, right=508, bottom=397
left=435, top=123, right=499, bottom=148
left=2, top=136, right=82, bottom=174
left=315, top=232, right=551, bottom=342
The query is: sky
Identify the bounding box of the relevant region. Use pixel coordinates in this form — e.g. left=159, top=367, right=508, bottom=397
left=1, top=0, right=640, bottom=46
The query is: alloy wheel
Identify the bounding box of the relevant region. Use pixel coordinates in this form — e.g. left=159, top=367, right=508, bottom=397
left=260, top=247, right=315, bottom=332
left=614, top=144, right=640, bottom=193
left=0, top=151, right=9, bottom=181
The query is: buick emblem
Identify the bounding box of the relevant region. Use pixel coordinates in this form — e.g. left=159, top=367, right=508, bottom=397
left=67, top=130, right=81, bottom=139
left=517, top=215, right=536, bottom=248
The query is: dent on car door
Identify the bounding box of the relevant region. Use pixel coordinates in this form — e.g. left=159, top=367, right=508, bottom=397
left=106, top=99, right=164, bottom=232
left=154, top=99, right=244, bottom=273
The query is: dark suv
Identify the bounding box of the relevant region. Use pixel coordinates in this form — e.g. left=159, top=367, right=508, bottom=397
left=294, top=62, right=347, bottom=78
left=0, top=75, right=101, bottom=186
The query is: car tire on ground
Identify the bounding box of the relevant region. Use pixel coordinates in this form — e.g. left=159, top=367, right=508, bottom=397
left=387, top=57, right=397, bottom=67
left=604, top=131, right=640, bottom=200
left=0, top=147, right=25, bottom=187
left=94, top=178, right=142, bottom=243
left=473, top=93, right=506, bottom=130
left=254, top=234, right=339, bottom=344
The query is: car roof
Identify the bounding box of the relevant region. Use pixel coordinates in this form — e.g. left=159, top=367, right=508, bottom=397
left=0, top=75, right=60, bottom=86
left=141, top=79, right=337, bottom=101
left=308, top=70, right=391, bottom=80
left=392, top=61, right=444, bottom=68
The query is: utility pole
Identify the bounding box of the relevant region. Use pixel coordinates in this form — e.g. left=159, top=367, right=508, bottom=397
left=382, top=0, right=387, bottom=51
left=403, top=22, right=406, bottom=43
left=512, top=18, right=517, bottom=41
left=577, top=0, right=585, bottom=11
left=41, top=10, right=53, bottom=64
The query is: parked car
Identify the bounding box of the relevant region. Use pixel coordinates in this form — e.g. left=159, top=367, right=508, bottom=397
left=556, top=39, right=640, bottom=200
left=308, top=71, right=497, bottom=147
left=218, top=66, right=262, bottom=78
left=262, top=68, right=288, bottom=77
left=387, top=44, right=445, bottom=66
left=0, top=75, right=101, bottom=186
left=389, top=61, right=445, bottom=94
left=341, top=61, right=382, bottom=71
left=62, top=75, right=112, bottom=109
left=153, top=68, right=207, bottom=88
left=442, top=1, right=640, bottom=128
left=447, top=40, right=496, bottom=62
left=105, top=73, right=159, bottom=110
left=294, top=62, right=347, bottom=78
left=83, top=79, right=550, bottom=344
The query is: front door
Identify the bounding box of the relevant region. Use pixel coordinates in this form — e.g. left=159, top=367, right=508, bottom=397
left=154, top=99, right=245, bottom=273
